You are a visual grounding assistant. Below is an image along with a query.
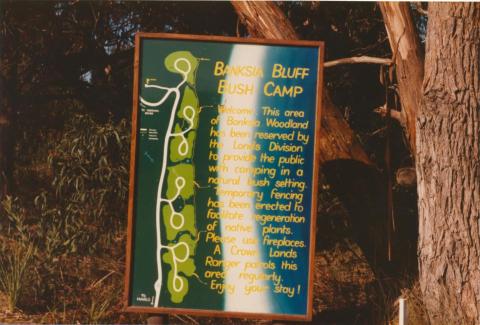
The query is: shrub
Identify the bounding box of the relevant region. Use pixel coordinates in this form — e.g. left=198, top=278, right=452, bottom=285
left=0, top=113, right=130, bottom=317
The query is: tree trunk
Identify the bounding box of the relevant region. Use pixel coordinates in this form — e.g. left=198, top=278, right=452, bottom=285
left=379, top=2, right=424, bottom=156
left=0, top=113, right=12, bottom=200
left=231, top=1, right=371, bottom=166
left=417, top=3, right=480, bottom=324
left=0, top=112, right=10, bottom=200
left=0, top=67, right=16, bottom=201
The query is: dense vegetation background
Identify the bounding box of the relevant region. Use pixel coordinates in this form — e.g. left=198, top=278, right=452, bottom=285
left=0, top=2, right=425, bottom=323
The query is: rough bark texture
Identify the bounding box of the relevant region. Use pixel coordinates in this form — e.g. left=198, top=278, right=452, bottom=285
left=0, top=68, right=15, bottom=201
left=0, top=112, right=12, bottom=200
left=231, top=1, right=371, bottom=166
left=380, top=2, right=424, bottom=156
left=0, top=112, right=10, bottom=200
left=417, top=3, right=480, bottom=324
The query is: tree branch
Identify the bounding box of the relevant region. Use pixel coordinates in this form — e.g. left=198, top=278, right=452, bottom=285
left=414, top=2, right=428, bottom=15
left=232, top=1, right=372, bottom=166
left=380, top=2, right=424, bottom=156
left=374, top=105, right=403, bottom=123
left=325, top=56, right=392, bottom=68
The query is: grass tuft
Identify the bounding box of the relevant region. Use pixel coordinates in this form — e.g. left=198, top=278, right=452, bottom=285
left=0, top=243, right=35, bottom=312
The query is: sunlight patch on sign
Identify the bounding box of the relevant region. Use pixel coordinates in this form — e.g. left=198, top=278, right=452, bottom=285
left=217, top=44, right=272, bottom=313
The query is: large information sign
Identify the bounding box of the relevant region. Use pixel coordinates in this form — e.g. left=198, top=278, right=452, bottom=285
left=125, top=33, right=324, bottom=321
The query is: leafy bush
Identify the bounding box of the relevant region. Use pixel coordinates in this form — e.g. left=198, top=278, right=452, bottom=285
left=0, top=114, right=131, bottom=318
left=49, top=114, right=129, bottom=228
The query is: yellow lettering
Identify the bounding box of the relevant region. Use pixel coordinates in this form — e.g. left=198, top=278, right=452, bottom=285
left=263, top=81, right=303, bottom=98
left=214, top=61, right=224, bottom=76
left=271, top=64, right=283, bottom=78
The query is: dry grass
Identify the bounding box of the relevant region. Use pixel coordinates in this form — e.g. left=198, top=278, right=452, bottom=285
left=388, top=282, right=429, bottom=325
left=0, top=242, right=35, bottom=312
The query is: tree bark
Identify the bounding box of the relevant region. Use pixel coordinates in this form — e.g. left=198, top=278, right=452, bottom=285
left=231, top=1, right=371, bottom=166
left=0, top=111, right=11, bottom=200
left=0, top=67, right=16, bottom=201
left=417, top=3, right=480, bottom=324
left=380, top=2, right=424, bottom=156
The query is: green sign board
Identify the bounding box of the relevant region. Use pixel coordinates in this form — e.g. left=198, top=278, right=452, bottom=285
left=125, top=33, right=324, bottom=321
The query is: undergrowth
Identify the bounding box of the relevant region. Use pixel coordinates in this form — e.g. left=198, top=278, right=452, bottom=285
left=0, top=114, right=140, bottom=323
left=0, top=240, right=35, bottom=312
left=0, top=113, right=428, bottom=324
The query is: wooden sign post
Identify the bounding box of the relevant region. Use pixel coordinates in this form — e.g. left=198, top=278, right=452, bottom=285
left=125, top=33, right=324, bottom=321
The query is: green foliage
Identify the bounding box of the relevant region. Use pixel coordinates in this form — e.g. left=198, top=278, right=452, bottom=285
left=2, top=196, right=30, bottom=243
left=0, top=113, right=130, bottom=317
left=49, top=114, right=129, bottom=226
left=8, top=113, right=130, bottom=259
